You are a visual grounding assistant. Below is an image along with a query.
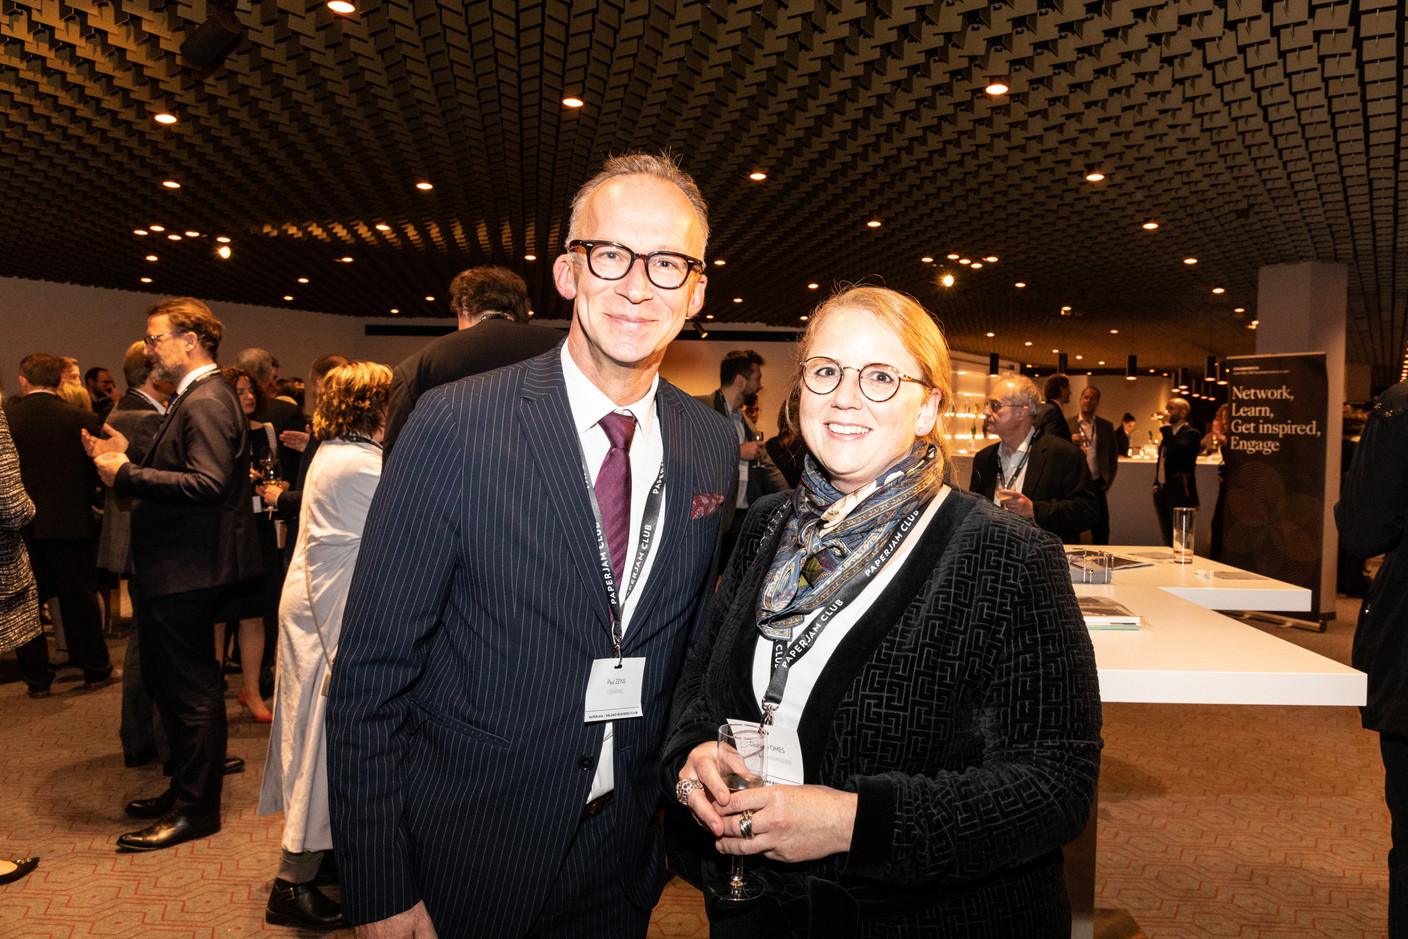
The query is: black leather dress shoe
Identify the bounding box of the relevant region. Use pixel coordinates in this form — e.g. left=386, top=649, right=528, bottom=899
left=115, top=812, right=220, bottom=852
left=125, top=791, right=176, bottom=819
left=223, top=756, right=245, bottom=775
left=265, top=878, right=347, bottom=931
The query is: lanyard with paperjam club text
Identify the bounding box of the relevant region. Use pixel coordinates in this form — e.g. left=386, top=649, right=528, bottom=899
left=758, top=500, right=926, bottom=726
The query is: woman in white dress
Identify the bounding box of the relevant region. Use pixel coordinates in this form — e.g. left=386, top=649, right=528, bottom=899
left=258, top=361, right=391, bottom=931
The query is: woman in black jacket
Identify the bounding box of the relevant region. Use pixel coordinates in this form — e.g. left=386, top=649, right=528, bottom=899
left=663, top=286, right=1103, bottom=938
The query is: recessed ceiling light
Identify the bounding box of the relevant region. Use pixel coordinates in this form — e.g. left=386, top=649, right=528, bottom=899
left=340, top=256, right=353, bottom=263
left=154, top=112, right=177, bottom=124
left=150, top=225, right=166, bottom=232
left=1142, top=220, right=1159, bottom=230
left=985, top=331, right=995, bottom=338
left=1183, top=257, right=1198, bottom=265
left=705, top=314, right=714, bottom=319
left=1024, top=341, right=1032, bottom=346
left=945, top=253, right=958, bottom=260
left=921, top=256, right=933, bottom=263
left=748, top=171, right=766, bottom=181
left=167, top=234, right=181, bottom=241
left=425, top=296, right=435, bottom=302
left=713, top=259, right=725, bottom=266
left=145, top=255, right=158, bottom=261
left=1084, top=171, right=1105, bottom=182
left=390, top=308, right=399, bottom=314
left=375, top=223, right=390, bottom=231
left=1061, top=305, right=1071, bottom=312
left=184, top=230, right=200, bottom=237
left=1234, top=307, right=1246, bottom=313
left=215, top=235, right=229, bottom=243
left=958, top=258, right=971, bottom=265
left=866, top=220, right=882, bottom=228
left=1014, top=281, right=1026, bottom=288
left=140, top=277, right=152, bottom=283
left=800, top=315, right=809, bottom=321
left=984, top=256, right=998, bottom=263
left=563, top=96, right=585, bottom=108
left=217, top=245, right=231, bottom=259
left=1075, top=355, right=1083, bottom=360
left=327, top=0, right=356, bottom=12
left=134, top=229, right=148, bottom=236
left=807, top=283, right=819, bottom=289
left=985, top=79, right=1009, bottom=96
left=415, top=181, right=433, bottom=191
left=941, top=273, right=955, bottom=287
left=298, top=277, right=309, bottom=284
left=161, top=180, right=180, bottom=189
left=1098, top=361, right=1105, bottom=366
left=524, top=254, right=536, bottom=261
left=733, top=297, right=743, bottom=303
left=1110, top=329, right=1119, bottom=334
left=1212, top=287, right=1225, bottom=294
left=283, top=295, right=293, bottom=301
left=970, top=262, right=983, bottom=269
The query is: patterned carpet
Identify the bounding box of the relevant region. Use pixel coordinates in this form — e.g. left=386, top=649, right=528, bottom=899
left=0, top=593, right=1386, bottom=938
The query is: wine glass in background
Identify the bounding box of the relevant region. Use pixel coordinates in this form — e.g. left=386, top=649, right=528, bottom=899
left=258, top=445, right=283, bottom=517
left=709, top=723, right=768, bottom=902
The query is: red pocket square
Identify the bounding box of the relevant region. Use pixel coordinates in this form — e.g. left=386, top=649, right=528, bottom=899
left=691, top=493, right=725, bottom=519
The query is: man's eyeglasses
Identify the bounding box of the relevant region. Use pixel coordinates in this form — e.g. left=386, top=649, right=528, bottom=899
left=984, top=399, right=1025, bottom=413
left=143, top=331, right=183, bottom=347
left=568, top=240, right=704, bottom=291
left=801, top=357, right=930, bottom=403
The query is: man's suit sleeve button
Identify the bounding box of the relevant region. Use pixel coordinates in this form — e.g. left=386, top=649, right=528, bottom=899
left=577, top=755, right=595, bottom=771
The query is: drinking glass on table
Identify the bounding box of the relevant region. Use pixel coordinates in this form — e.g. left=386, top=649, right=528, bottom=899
left=709, top=724, right=768, bottom=902
left=1171, top=506, right=1196, bottom=564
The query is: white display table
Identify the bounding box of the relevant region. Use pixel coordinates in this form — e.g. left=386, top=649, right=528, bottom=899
left=1062, top=548, right=1364, bottom=939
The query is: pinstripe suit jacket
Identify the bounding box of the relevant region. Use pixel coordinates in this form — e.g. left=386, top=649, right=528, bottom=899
left=326, top=345, right=737, bottom=934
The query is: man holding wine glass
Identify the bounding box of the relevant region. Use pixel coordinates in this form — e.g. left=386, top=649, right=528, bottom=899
left=326, top=153, right=737, bottom=939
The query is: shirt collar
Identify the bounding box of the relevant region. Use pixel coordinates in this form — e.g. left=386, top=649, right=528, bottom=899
left=132, top=388, right=168, bottom=413
left=1000, top=426, right=1037, bottom=461
left=175, top=362, right=219, bottom=397
left=560, top=344, right=659, bottom=441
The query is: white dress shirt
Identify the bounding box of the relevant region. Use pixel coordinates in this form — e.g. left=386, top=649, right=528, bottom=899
left=993, top=427, right=1037, bottom=505
left=560, top=345, right=667, bottom=801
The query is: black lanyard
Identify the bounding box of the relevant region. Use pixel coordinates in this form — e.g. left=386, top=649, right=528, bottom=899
left=580, top=416, right=667, bottom=663
left=998, top=444, right=1031, bottom=490
left=758, top=499, right=927, bottom=725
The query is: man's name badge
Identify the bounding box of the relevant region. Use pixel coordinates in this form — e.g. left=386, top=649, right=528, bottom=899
left=584, top=657, right=646, bottom=722
left=728, top=717, right=804, bottom=787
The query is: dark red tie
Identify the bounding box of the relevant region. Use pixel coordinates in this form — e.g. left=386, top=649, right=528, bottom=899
left=595, top=412, right=636, bottom=585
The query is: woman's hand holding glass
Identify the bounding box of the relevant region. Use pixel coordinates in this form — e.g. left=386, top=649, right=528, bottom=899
left=678, top=742, right=859, bottom=865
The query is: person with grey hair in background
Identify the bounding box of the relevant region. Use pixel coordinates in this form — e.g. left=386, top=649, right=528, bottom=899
left=233, top=348, right=304, bottom=474
left=98, top=341, right=174, bottom=768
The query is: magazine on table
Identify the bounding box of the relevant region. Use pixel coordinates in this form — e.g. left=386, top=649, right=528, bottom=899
left=1078, top=596, right=1142, bottom=630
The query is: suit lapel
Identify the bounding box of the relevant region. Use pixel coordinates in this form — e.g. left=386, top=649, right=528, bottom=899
left=1022, top=437, right=1050, bottom=497
left=515, top=352, right=614, bottom=634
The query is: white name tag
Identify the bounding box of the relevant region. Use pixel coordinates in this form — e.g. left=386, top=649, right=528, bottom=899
left=252, top=495, right=263, bottom=513
left=728, top=718, right=804, bottom=786
left=584, top=657, right=646, bottom=722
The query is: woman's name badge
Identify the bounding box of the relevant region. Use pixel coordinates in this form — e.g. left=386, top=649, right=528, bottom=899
left=584, top=657, right=646, bottom=722
left=728, top=718, right=804, bottom=786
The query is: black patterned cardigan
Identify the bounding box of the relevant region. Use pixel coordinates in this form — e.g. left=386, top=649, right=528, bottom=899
left=0, top=404, right=40, bottom=655
left=661, top=487, right=1103, bottom=938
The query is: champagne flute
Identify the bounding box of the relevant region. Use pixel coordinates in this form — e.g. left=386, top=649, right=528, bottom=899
left=258, top=446, right=282, bottom=517
left=709, top=724, right=768, bottom=902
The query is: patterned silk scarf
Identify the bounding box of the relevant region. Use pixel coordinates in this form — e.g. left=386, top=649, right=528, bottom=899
left=756, top=441, right=941, bottom=641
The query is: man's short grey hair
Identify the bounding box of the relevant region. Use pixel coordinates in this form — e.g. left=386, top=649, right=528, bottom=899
left=234, top=348, right=276, bottom=387
left=998, top=375, right=1043, bottom=411
left=565, top=152, right=709, bottom=251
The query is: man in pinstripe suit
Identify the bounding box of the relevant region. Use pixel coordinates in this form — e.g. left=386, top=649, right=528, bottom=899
left=327, top=154, right=737, bottom=938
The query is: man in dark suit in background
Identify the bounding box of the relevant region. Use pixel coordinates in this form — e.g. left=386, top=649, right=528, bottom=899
left=970, top=374, right=1098, bottom=545
left=327, top=153, right=736, bottom=939
left=100, top=341, right=173, bottom=769
left=1033, top=372, right=1074, bottom=442
left=84, top=366, right=118, bottom=422
left=1153, top=395, right=1202, bottom=546
left=89, top=298, right=261, bottom=852
left=1069, top=384, right=1119, bottom=544
left=381, top=265, right=562, bottom=454
left=4, top=353, right=113, bottom=696
left=696, top=349, right=788, bottom=565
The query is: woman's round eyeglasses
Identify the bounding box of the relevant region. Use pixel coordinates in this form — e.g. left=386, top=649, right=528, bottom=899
left=568, top=240, right=704, bottom=290
left=801, top=356, right=930, bottom=403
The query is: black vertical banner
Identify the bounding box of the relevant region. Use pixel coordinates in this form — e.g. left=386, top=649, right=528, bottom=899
left=1222, top=353, right=1328, bottom=615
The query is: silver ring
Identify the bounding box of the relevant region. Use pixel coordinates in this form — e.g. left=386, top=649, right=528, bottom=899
left=675, top=778, right=703, bottom=805
left=739, top=810, right=754, bottom=839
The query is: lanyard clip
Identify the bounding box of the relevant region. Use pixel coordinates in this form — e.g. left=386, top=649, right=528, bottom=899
left=760, top=702, right=776, bottom=727
left=613, top=636, right=623, bottom=668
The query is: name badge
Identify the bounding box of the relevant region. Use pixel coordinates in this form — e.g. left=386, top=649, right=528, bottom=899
left=727, top=718, right=804, bottom=786
left=584, top=657, right=646, bottom=722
